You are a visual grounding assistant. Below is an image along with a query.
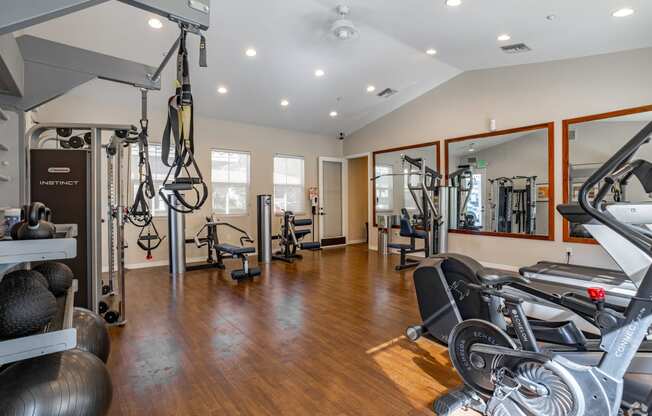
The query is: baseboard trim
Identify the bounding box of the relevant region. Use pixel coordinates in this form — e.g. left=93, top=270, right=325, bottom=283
left=125, top=257, right=206, bottom=271
left=347, top=239, right=366, bottom=245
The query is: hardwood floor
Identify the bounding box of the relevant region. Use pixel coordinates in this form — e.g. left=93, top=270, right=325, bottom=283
left=106, top=244, right=462, bottom=416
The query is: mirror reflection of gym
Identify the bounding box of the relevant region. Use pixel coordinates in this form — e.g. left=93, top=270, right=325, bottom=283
left=446, top=123, right=554, bottom=239
left=564, top=107, right=652, bottom=241
left=373, top=143, right=439, bottom=223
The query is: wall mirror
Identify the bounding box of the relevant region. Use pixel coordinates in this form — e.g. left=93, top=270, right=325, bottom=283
left=563, top=105, right=652, bottom=243
left=445, top=123, right=554, bottom=240
left=372, top=142, right=439, bottom=227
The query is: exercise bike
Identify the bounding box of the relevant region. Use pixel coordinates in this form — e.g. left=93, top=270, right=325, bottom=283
left=420, top=121, right=652, bottom=415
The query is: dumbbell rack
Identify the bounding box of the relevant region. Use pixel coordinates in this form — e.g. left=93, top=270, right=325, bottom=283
left=0, top=225, right=78, bottom=365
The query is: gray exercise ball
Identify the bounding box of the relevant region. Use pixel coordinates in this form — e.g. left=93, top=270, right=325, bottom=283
left=0, top=349, right=113, bottom=416
left=72, top=307, right=111, bottom=363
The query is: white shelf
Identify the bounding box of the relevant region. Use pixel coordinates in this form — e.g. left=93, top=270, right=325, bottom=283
left=0, top=224, right=77, bottom=275
left=0, top=280, right=78, bottom=365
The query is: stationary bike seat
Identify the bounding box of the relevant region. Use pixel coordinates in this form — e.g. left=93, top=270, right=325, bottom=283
left=477, top=268, right=530, bottom=286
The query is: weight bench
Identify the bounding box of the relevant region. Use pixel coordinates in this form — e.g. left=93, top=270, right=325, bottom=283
left=389, top=208, right=426, bottom=271
left=215, top=244, right=261, bottom=280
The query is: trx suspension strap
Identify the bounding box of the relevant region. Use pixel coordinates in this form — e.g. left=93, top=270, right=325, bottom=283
left=159, top=26, right=208, bottom=214
left=126, top=89, right=164, bottom=259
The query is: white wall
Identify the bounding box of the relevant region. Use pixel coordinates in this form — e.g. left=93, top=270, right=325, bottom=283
left=345, top=47, right=652, bottom=270
left=33, top=81, right=343, bottom=268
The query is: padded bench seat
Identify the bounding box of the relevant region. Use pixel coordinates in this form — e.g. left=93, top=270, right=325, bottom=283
left=216, top=243, right=255, bottom=255
left=388, top=243, right=413, bottom=250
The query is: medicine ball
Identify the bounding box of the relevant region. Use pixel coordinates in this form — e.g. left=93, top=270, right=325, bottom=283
left=0, top=349, right=113, bottom=416
left=33, top=262, right=74, bottom=296
left=0, top=278, right=57, bottom=339
left=0, top=269, right=48, bottom=290
left=73, top=308, right=111, bottom=363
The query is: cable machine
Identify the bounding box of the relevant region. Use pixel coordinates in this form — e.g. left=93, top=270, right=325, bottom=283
left=488, top=175, right=537, bottom=234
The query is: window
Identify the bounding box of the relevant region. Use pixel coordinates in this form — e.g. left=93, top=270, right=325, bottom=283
left=467, top=173, right=484, bottom=227
left=211, top=150, right=251, bottom=215
left=403, top=168, right=419, bottom=212
left=375, top=165, right=393, bottom=211
left=129, top=144, right=171, bottom=217
left=274, top=155, right=305, bottom=214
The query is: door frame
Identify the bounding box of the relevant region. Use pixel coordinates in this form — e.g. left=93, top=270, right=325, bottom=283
left=344, top=152, right=372, bottom=248
left=318, top=156, right=347, bottom=247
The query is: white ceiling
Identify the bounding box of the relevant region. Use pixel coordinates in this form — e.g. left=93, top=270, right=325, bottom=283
left=20, top=0, right=652, bottom=136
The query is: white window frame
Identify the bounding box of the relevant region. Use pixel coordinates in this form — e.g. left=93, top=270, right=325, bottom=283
left=273, top=154, right=306, bottom=215
left=129, top=143, right=170, bottom=218
left=211, top=149, right=252, bottom=217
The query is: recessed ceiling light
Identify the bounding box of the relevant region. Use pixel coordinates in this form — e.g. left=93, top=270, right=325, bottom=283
left=280, top=99, right=289, bottom=107
left=426, top=49, right=437, bottom=56
left=445, top=0, right=462, bottom=6
left=612, top=8, right=634, bottom=17
left=148, top=18, right=163, bottom=29
left=497, top=34, right=511, bottom=41
left=245, top=48, right=257, bottom=57
left=366, top=85, right=376, bottom=93
left=330, top=111, right=338, bottom=118
left=315, top=69, right=325, bottom=77
left=217, top=86, right=228, bottom=95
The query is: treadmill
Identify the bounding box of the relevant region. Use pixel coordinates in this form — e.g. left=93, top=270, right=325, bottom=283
left=519, top=204, right=636, bottom=308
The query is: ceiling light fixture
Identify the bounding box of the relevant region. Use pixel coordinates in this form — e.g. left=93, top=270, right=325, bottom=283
left=217, top=86, right=228, bottom=95
left=426, top=49, right=437, bottom=56
left=330, top=111, right=338, bottom=118
left=497, top=34, right=511, bottom=41
left=331, top=5, right=359, bottom=40
left=315, top=69, right=325, bottom=77
left=366, top=85, right=376, bottom=93
left=148, top=18, right=163, bottom=29
left=445, top=0, right=462, bottom=6
left=245, top=48, right=257, bottom=57
left=612, top=8, right=634, bottom=17
left=281, top=99, right=289, bottom=107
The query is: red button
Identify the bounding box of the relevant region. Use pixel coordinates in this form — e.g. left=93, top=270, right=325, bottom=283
left=587, top=287, right=606, bottom=302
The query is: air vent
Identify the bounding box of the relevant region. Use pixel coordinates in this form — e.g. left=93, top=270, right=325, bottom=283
left=377, top=88, right=398, bottom=98
left=500, top=43, right=531, bottom=54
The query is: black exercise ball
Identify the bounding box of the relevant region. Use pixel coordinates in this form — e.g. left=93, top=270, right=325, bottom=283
left=33, top=262, right=74, bottom=296
left=0, top=278, right=57, bottom=339
left=73, top=308, right=111, bottom=363
left=0, top=349, right=113, bottom=416
left=0, top=269, right=48, bottom=290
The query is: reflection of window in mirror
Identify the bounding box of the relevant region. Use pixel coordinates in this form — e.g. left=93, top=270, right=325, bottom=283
left=447, top=123, right=553, bottom=240
left=403, top=168, right=419, bottom=213
left=565, top=107, right=652, bottom=241
left=375, top=165, right=393, bottom=212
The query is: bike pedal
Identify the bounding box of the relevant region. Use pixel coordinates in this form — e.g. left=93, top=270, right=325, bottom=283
left=433, top=388, right=476, bottom=416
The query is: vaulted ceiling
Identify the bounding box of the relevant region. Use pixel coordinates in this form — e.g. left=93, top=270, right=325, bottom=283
left=21, top=0, right=652, bottom=136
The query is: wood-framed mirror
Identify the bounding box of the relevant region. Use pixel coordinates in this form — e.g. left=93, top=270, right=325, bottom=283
left=372, top=141, right=440, bottom=227
left=445, top=122, right=555, bottom=241
left=562, top=104, right=652, bottom=244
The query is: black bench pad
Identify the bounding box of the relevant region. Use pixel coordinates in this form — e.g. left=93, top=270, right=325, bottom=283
left=216, top=244, right=255, bottom=255
left=388, top=243, right=413, bottom=250
left=294, top=229, right=311, bottom=239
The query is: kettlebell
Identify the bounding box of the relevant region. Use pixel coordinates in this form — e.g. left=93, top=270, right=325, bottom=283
left=13, top=202, right=55, bottom=240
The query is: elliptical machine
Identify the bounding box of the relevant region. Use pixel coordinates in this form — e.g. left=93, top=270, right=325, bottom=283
left=413, top=121, right=652, bottom=416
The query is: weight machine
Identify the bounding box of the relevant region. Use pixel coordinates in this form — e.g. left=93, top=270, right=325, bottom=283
left=186, top=216, right=261, bottom=280
left=488, top=175, right=537, bottom=234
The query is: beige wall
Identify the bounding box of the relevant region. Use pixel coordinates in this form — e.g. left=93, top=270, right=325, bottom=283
left=34, top=82, right=343, bottom=268
left=347, top=156, right=369, bottom=243
left=344, top=47, right=652, bottom=270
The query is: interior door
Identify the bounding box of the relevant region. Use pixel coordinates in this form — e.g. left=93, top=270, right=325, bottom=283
left=319, top=157, right=346, bottom=247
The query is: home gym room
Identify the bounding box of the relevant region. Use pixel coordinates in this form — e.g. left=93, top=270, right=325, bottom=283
left=1, top=1, right=652, bottom=415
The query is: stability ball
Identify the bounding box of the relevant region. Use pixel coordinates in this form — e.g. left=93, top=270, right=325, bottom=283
left=73, top=307, right=111, bottom=363
left=0, top=349, right=113, bottom=416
